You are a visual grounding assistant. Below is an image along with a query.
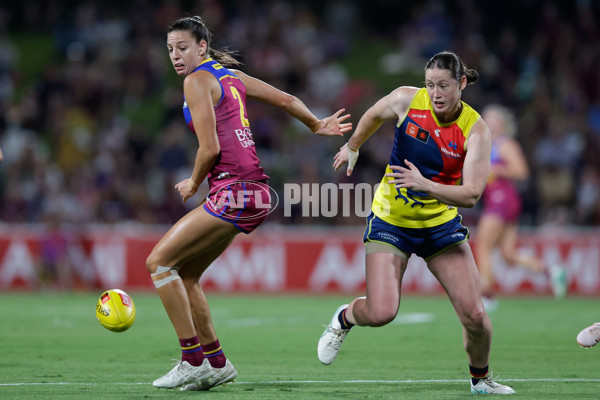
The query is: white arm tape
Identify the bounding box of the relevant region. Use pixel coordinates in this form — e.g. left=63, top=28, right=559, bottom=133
left=152, top=266, right=181, bottom=288
left=346, top=143, right=359, bottom=171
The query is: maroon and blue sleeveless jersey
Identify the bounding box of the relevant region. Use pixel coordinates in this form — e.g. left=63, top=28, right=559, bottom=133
left=183, top=58, right=269, bottom=189
left=482, top=136, right=522, bottom=222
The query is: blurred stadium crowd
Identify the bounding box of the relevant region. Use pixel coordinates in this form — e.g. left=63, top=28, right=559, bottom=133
left=0, top=0, right=599, bottom=228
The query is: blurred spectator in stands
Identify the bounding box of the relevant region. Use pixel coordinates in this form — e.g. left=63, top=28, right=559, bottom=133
left=0, top=0, right=598, bottom=228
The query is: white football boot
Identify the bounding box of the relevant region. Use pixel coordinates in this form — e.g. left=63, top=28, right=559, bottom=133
left=482, top=295, right=499, bottom=313
left=152, top=358, right=211, bottom=388
left=577, top=322, right=600, bottom=347
left=318, top=304, right=351, bottom=365
left=471, top=376, right=516, bottom=394
left=549, top=264, right=567, bottom=299
left=180, top=359, right=238, bottom=391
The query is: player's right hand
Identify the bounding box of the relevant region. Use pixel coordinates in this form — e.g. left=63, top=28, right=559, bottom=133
left=333, top=143, right=359, bottom=176
left=175, top=178, right=197, bottom=202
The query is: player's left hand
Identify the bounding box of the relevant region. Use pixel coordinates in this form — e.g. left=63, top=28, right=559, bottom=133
left=314, top=108, right=352, bottom=136
left=175, top=178, right=198, bottom=202
left=386, top=160, right=430, bottom=192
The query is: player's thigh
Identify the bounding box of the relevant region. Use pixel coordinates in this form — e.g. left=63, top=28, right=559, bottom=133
left=149, top=206, right=239, bottom=268
left=428, top=243, right=482, bottom=315
left=498, top=223, right=518, bottom=256
left=476, top=214, right=505, bottom=250
left=179, top=235, right=235, bottom=282
left=364, top=252, right=407, bottom=310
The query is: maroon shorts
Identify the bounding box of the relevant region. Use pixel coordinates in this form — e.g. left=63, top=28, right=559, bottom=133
left=481, top=179, right=522, bottom=223
left=203, top=180, right=272, bottom=233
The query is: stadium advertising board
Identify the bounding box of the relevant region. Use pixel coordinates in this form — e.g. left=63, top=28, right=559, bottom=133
left=0, top=226, right=598, bottom=295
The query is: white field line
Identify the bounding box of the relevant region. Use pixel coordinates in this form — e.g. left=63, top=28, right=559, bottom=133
left=3, top=378, right=600, bottom=387
left=221, top=312, right=435, bottom=327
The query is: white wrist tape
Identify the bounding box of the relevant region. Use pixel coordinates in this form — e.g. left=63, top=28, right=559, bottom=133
left=151, top=265, right=181, bottom=288
left=346, top=143, right=359, bottom=171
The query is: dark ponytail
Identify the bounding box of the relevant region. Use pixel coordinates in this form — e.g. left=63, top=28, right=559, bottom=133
left=167, top=16, right=241, bottom=67
left=425, top=51, right=478, bottom=85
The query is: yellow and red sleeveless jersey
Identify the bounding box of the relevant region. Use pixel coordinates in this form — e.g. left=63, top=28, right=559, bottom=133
left=371, top=88, right=481, bottom=228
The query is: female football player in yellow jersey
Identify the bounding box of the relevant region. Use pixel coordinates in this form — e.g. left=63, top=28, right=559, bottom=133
left=318, top=51, right=515, bottom=395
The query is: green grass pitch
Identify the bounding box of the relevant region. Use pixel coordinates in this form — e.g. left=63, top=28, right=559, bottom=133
left=1, top=292, right=599, bottom=399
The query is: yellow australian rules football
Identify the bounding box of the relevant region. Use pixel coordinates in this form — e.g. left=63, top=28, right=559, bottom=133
left=95, top=289, right=136, bottom=332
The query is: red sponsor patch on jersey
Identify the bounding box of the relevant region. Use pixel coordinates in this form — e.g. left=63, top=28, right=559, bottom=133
left=406, top=122, right=430, bottom=143
left=416, top=129, right=430, bottom=143
left=406, top=122, right=419, bottom=138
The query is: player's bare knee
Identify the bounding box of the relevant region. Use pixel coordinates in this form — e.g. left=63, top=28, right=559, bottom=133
left=180, top=275, right=200, bottom=293
left=146, top=251, right=172, bottom=275
left=367, top=306, right=397, bottom=327
left=145, top=253, right=159, bottom=274
left=461, top=306, right=487, bottom=333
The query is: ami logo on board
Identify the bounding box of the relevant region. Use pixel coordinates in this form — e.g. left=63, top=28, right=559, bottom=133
left=405, top=122, right=430, bottom=143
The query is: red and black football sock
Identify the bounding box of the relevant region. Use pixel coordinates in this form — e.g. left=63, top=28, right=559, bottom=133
left=338, top=308, right=354, bottom=330
left=180, top=336, right=204, bottom=366
left=470, top=364, right=489, bottom=385
left=203, top=339, right=227, bottom=368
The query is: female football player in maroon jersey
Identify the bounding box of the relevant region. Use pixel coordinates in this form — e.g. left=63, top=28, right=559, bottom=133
left=148, top=16, right=351, bottom=391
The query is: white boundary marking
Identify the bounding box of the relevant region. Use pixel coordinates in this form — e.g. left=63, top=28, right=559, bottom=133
left=221, top=313, right=435, bottom=328
left=2, top=378, right=600, bottom=387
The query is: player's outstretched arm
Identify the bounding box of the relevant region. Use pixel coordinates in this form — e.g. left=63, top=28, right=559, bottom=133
left=233, top=69, right=351, bottom=136
left=334, top=87, right=416, bottom=176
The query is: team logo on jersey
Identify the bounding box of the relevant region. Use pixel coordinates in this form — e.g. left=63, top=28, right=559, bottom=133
left=440, top=141, right=461, bottom=158
left=405, top=122, right=430, bottom=143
